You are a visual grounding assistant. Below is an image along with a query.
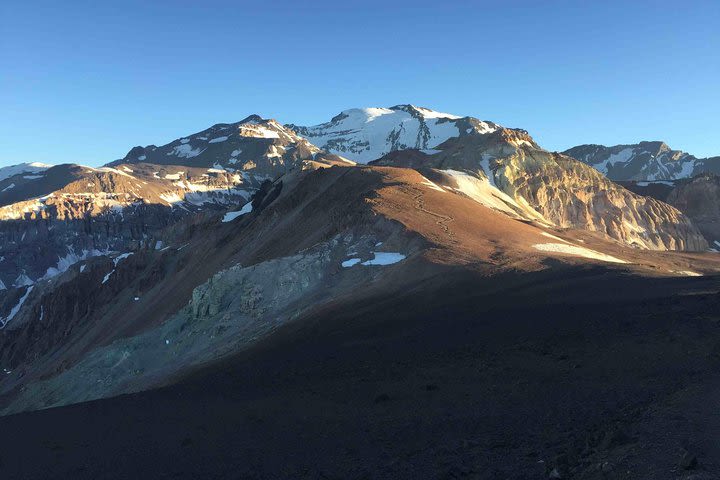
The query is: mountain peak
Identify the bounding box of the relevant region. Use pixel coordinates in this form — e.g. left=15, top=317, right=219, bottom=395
left=288, top=105, right=495, bottom=163
left=388, top=104, right=462, bottom=119
left=238, top=114, right=266, bottom=124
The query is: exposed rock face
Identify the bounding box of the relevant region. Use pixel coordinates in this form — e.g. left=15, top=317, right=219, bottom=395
left=666, top=174, right=720, bottom=245
left=0, top=162, right=257, bottom=288
left=497, top=152, right=707, bottom=251
left=375, top=128, right=708, bottom=251
left=116, top=114, right=351, bottom=175
left=564, top=141, right=720, bottom=181
left=0, top=115, right=356, bottom=346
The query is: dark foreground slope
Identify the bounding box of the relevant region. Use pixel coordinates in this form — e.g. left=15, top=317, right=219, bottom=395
left=1, top=266, right=719, bottom=480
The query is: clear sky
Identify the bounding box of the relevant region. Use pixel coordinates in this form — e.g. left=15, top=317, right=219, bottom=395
left=1, top=0, right=719, bottom=167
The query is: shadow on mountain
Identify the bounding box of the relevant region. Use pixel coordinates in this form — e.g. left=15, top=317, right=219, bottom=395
left=0, top=266, right=719, bottom=479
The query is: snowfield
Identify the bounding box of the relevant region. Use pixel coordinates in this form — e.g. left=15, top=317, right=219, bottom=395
left=0, top=162, right=52, bottom=183
left=532, top=243, right=627, bottom=264
left=342, top=252, right=406, bottom=267
left=293, top=105, right=498, bottom=163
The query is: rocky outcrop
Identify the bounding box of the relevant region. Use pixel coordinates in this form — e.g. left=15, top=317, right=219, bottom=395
left=666, top=174, right=720, bottom=245
left=496, top=151, right=707, bottom=251
left=375, top=128, right=708, bottom=251
left=0, top=233, right=396, bottom=413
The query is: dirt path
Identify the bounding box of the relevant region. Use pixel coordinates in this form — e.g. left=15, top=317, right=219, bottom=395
left=411, top=185, right=455, bottom=239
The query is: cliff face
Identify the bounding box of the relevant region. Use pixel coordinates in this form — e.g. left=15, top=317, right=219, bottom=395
left=496, top=151, right=707, bottom=251
left=666, top=174, right=720, bottom=245
left=375, top=128, right=708, bottom=251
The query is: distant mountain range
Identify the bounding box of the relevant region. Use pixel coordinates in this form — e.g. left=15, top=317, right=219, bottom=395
left=564, top=141, right=720, bottom=182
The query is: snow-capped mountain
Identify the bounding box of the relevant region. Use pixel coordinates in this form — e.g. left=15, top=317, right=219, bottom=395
left=564, top=141, right=720, bottom=181
left=0, top=162, right=52, bottom=183
left=3, top=102, right=720, bottom=474
left=0, top=114, right=357, bottom=295
left=117, top=114, right=350, bottom=174
left=288, top=104, right=500, bottom=163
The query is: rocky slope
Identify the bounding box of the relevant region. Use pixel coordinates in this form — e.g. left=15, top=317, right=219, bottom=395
left=3, top=161, right=719, bottom=415
left=0, top=162, right=256, bottom=289
left=0, top=104, right=717, bottom=418
left=3, top=106, right=720, bottom=479
left=0, top=114, right=355, bottom=300
left=374, top=128, right=708, bottom=251
left=564, top=141, right=720, bottom=181
left=664, top=174, right=720, bottom=247
left=117, top=114, right=352, bottom=174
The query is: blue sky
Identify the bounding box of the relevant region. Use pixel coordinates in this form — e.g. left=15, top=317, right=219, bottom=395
left=1, top=0, right=718, bottom=166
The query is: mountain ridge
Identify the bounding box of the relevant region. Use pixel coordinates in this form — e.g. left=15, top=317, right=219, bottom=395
left=564, top=140, right=720, bottom=181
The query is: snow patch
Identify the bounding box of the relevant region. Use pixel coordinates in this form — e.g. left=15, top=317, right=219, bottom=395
left=41, top=248, right=108, bottom=280
left=341, top=251, right=406, bottom=267
left=113, top=252, right=133, bottom=266
left=532, top=243, right=627, bottom=264
left=13, top=273, right=33, bottom=288
left=672, top=270, right=702, bottom=277
left=222, top=202, right=253, bottom=222
left=362, top=252, right=406, bottom=265
left=420, top=177, right=445, bottom=192
left=444, top=169, right=549, bottom=224
left=541, top=231, right=569, bottom=243
left=168, top=144, right=206, bottom=159
left=102, top=270, right=115, bottom=284
left=0, top=162, right=52, bottom=183
left=0, top=286, right=34, bottom=328
left=208, top=136, right=229, bottom=144
left=341, top=258, right=361, bottom=267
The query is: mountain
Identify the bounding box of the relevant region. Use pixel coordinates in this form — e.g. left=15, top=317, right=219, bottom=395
left=0, top=162, right=252, bottom=288
left=0, top=162, right=52, bottom=184
left=0, top=115, right=356, bottom=294
left=2, top=158, right=720, bottom=479
left=662, top=173, right=720, bottom=247
left=373, top=127, right=707, bottom=251
left=3, top=105, right=720, bottom=478
left=116, top=114, right=352, bottom=174
left=564, top=141, right=720, bottom=181
left=0, top=107, right=708, bottom=315
left=2, top=157, right=718, bottom=414
left=288, top=104, right=499, bottom=163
